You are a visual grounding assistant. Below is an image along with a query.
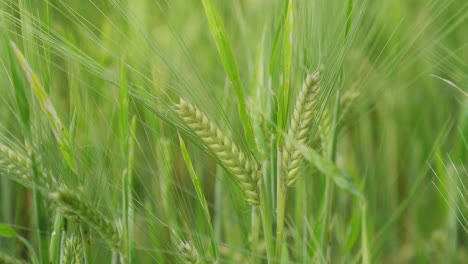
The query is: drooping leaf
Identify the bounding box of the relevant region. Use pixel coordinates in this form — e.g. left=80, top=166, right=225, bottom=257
left=287, top=135, right=364, bottom=199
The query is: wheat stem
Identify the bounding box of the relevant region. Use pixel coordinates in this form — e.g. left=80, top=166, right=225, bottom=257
left=319, top=90, right=341, bottom=261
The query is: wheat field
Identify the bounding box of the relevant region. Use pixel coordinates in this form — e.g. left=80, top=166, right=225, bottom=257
left=0, top=0, right=467, bottom=263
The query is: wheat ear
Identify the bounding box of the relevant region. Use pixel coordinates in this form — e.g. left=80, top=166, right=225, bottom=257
left=0, top=144, right=30, bottom=183
left=319, top=106, right=332, bottom=155
left=50, top=187, right=121, bottom=251
left=0, top=143, right=56, bottom=188
left=176, top=99, right=260, bottom=206
left=61, top=234, right=83, bottom=264
left=179, top=241, right=201, bottom=264
left=283, top=72, right=321, bottom=187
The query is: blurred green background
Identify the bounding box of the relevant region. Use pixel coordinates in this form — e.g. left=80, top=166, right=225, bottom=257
left=0, top=0, right=467, bottom=263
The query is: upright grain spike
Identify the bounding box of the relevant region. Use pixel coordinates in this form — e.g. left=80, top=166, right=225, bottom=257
left=283, top=72, right=321, bottom=187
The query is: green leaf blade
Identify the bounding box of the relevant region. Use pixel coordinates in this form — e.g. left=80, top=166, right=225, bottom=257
left=179, top=133, right=219, bottom=260
left=11, top=41, right=77, bottom=175
left=200, top=0, right=257, bottom=156
left=288, top=136, right=364, bottom=200
left=0, top=224, right=17, bottom=238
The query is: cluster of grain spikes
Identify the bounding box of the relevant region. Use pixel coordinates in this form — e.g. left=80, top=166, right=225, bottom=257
left=1, top=141, right=124, bottom=260
left=283, top=71, right=321, bottom=187
left=176, top=99, right=260, bottom=206
left=49, top=187, right=122, bottom=253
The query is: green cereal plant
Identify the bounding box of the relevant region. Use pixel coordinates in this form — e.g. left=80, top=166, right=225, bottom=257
left=1, top=0, right=465, bottom=263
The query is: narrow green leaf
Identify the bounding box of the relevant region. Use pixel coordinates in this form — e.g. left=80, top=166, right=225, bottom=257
left=200, top=0, right=257, bottom=155
left=0, top=224, right=17, bottom=238
left=119, top=60, right=129, bottom=155
left=11, top=41, right=77, bottom=175
left=277, top=0, right=294, bottom=144
left=361, top=202, right=370, bottom=264
left=0, top=224, right=40, bottom=264
left=269, top=0, right=290, bottom=76
left=287, top=136, right=364, bottom=199
left=31, top=154, right=50, bottom=264
left=2, top=27, right=30, bottom=126
left=122, top=115, right=136, bottom=264
left=49, top=213, right=64, bottom=264
left=179, top=133, right=219, bottom=260
left=345, top=0, right=354, bottom=40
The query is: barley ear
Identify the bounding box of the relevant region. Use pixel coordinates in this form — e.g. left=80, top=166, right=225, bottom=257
left=50, top=187, right=121, bottom=251
left=319, top=106, right=332, bottom=156
left=0, top=143, right=56, bottom=188
left=283, top=72, right=321, bottom=187
left=176, top=99, right=260, bottom=206
left=61, top=234, right=83, bottom=264
left=179, top=241, right=201, bottom=264
left=0, top=143, right=31, bottom=183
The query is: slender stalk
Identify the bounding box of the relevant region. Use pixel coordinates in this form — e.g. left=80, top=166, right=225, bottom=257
left=179, top=135, right=219, bottom=260
left=31, top=153, right=49, bottom=264
left=361, top=202, right=370, bottom=264
left=49, top=212, right=64, bottom=263
left=258, top=165, right=274, bottom=263
left=250, top=206, right=260, bottom=263
left=214, top=165, right=223, bottom=242
left=319, top=90, right=341, bottom=261
left=321, top=174, right=334, bottom=262
left=80, top=224, right=92, bottom=264
left=59, top=219, right=68, bottom=263
left=122, top=116, right=136, bottom=263
left=275, top=149, right=287, bottom=262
